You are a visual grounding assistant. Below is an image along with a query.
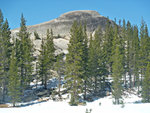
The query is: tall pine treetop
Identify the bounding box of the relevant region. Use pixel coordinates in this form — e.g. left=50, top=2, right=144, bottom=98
left=20, top=14, right=27, bottom=32
left=0, top=9, right=3, bottom=28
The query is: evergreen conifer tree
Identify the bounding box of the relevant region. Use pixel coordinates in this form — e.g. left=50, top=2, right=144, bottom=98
left=0, top=9, right=4, bottom=103
left=38, top=38, right=45, bottom=87
left=0, top=10, right=12, bottom=102
left=17, top=14, right=34, bottom=91
left=0, top=19, right=12, bottom=102
left=139, top=19, right=150, bottom=86
left=122, top=19, right=127, bottom=87
left=65, top=21, right=85, bottom=105
left=111, top=23, right=124, bottom=104
left=55, top=53, right=64, bottom=97
left=112, top=46, right=124, bottom=104
left=38, top=29, right=55, bottom=89
left=43, top=29, right=55, bottom=89
left=132, top=26, right=140, bottom=88
left=82, top=23, right=88, bottom=100
left=8, top=48, right=21, bottom=107
left=127, top=21, right=134, bottom=88
left=103, top=19, right=113, bottom=74
left=87, top=34, right=95, bottom=92
left=87, top=26, right=107, bottom=93
left=142, top=62, right=150, bottom=102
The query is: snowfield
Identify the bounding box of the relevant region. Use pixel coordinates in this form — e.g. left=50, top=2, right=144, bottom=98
left=0, top=94, right=150, bottom=113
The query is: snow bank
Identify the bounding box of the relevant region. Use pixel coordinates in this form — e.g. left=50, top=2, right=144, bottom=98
left=1, top=95, right=150, bottom=113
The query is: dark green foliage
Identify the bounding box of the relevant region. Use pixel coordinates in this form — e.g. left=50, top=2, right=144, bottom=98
left=121, top=20, right=140, bottom=89
left=103, top=19, right=114, bottom=74
left=38, top=29, right=55, bottom=89
left=142, top=62, right=150, bottom=102
left=122, top=19, right=127, bottom=87
left=0, top=10, right=12, bottom=103
left=38, top=38, right=45, bottom=87
left=111, top=23, right=124, bottom=104
left=17, top=14, right=34, bottom=91
left=8, top=49, right=21, bottom=107
left=43, top=29, right=55, bottom=89
left=54, top=53, right=64, bottom=97
left=87, top=34, right=96, bottom=91
left=87, top=26, right=108, bottom=94
left=112, top=46, right=124, bottom=104
left=0, top=10, right=150, bottom=105
left=139, top=19, right=150, bottom=86
left=82, top=23, right=89, bottom=100
left=132, top=26, right=140, bottom=88
left=0, top=9, right=3, bottom=28
left=65, top=21, right=85, bottom=105
left=127, top=21, right=134, bottom=88
left=0, top=9, right=4, bottom=103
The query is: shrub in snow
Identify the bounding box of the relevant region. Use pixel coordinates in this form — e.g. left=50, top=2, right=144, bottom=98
left=99, top=102, right=101, bottom=106
left=85, top=108, right=92, bottom=113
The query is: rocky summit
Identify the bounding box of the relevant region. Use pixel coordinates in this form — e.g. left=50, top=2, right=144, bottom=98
left=11, top=10, right=114, bottom=55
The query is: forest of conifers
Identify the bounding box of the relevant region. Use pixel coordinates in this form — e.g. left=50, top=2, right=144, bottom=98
left=0, top=9, right=150, bottom=106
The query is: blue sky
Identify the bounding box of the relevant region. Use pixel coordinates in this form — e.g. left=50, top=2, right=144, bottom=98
left=0, top=0, right=150, bottom=32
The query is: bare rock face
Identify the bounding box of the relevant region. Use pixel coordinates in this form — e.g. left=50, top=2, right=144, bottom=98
left=11, top=10, right=114, bottom=55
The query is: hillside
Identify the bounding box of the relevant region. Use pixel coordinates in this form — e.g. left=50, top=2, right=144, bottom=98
left=11, top=10, right=114, bottom=55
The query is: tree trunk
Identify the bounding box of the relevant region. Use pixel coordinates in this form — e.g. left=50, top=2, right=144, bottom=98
left=133, top=74, right=136, bottom=87
left=44, top=74, right=47, bottom=89
left=124, top=73, right=127, bottom=88
left=129, top=72, right=132, bottom=88
left=58, top=74, right=61, bottom=97
left=20, top=63, right=24, bottom=93
left=2, top=82, right=6, bottom=102
left=13, top=101, right=16, bottom=107
left=84, top=80, right=87, bottom=100
left=94, top=76, right=97, bottom=93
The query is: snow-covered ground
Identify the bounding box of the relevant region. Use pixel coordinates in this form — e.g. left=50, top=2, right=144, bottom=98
left=1, top=94, right=150, bottom=113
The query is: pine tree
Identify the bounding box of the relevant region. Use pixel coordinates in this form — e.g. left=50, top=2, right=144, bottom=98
left=8, top=48, right=21, bottom=107
left=142, top=62, right=150, bottom=102
left=38, top=29, right=55, bottom=89
left=44, top=29, right=55, bottom=89
left=112, top=46, right=124, bottom=104
left=132, top=25, right=140, bottom=88
left=125, top=21, right=131, bottom=88
left=103, top=19, right=113, bottom=74
left=122, top=19, right=127, bottom=87
left=38, top=38, right=45, bottom=87
left=92, top=27, right=102, bottom=93
left=55, top=53, right=64, bottom=97
left=87, top=34, right=95, bottom=92
left=17, top=14, right=34, bottom=91
left=65, top=21, right=84, bottom=105
left=111, top=23, right=124, bottom=67
left=82, top=23, right=88, bottom=100
left=139, top=19, right=145, bottom=82
left=87, top=26, right=107, bottom=94
left=112, top=24, right=119, bottom=57
left=111, top=23, right=124, bottom=104
left=0, top=10, right=12, bottom=103
left=0, top=9, right=4, bottom=103
left=0, top=19, right=12, bottom=102
left=139, top=19, right=150, bottom=86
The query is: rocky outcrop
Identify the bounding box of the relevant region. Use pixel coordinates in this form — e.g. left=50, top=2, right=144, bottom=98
left=11, top=10, right=114, bottom=55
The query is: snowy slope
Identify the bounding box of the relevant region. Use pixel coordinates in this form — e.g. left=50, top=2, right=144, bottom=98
left=1, top=94, right=150, bottom=113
